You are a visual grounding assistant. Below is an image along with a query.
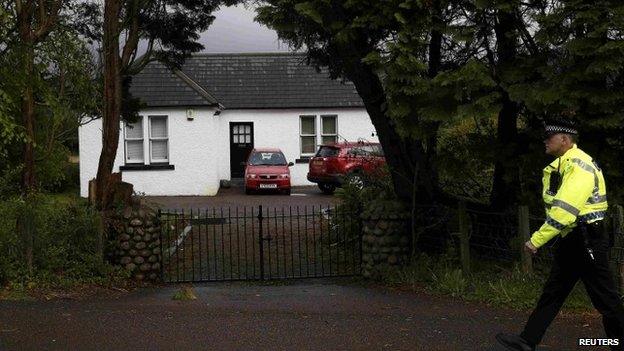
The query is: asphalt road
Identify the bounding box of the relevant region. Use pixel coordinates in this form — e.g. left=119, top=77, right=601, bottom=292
left=0, top=279, right=604, bottom=350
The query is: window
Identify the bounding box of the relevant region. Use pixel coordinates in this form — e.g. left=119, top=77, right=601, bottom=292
left=124, top=116, right=144, bottom=163
left=315, top=146, right=340, bottom=157
left=149, top=115, right=169, bottom=163
left=321, top=115, right=337, bottom=144
left=232, top=124, right=252, bottom=144
left=300, top=115, right=316, bottom=155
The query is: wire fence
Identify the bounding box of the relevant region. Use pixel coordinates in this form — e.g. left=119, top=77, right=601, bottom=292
left=415, top=203, right=624, bottom=273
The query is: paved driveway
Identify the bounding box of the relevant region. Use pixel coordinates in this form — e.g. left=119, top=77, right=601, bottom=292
left=145, top=186, right=340, bottom=211
left=0, top=279, right=602, bottom=350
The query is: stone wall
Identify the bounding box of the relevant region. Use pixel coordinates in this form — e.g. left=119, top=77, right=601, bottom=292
left=113, top=207, right=162, bottom=281
left=361, top=201, right=411, bottom=279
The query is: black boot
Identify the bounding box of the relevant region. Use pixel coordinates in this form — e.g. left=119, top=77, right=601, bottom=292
left=495, top=333, right=535, bottom=351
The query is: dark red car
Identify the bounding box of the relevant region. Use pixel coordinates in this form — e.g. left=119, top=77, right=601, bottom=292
left=245, top=148, right=293, bottom=195
left=307, top=142, right=386, bottom=194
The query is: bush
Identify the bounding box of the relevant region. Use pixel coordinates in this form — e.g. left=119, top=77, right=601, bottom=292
left=51, top=162, right=80, bottom=194
left=36, top=144, right=80, bottom=193
left=331, top=166, right=399, bottom=241
left=0, top=194, right=123, bottom=289
left=334, top=165, right=397, bottom=214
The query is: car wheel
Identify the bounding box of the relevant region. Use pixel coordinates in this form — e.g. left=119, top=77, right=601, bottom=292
left=346, top=173, right=364, bottom=190
left=282, top=188, right=291, bottom=196
left=318, top=183, right=336, bottom=195
left=245, top=188, right=254, bottom=195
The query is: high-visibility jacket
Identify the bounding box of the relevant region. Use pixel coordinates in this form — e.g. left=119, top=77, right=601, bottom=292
left=530, top=144, right=608, bottom=248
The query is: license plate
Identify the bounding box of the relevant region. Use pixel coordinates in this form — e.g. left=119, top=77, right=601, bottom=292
left=259, top=183, right=277, bottom=189
left=313, top=160, right=323, bottom=165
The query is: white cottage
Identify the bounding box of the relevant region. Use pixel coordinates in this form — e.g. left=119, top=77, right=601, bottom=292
left=79, top=53, right=378, bottom=197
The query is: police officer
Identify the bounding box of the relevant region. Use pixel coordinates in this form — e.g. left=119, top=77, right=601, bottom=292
left=496, top=117, right=624, bottom=351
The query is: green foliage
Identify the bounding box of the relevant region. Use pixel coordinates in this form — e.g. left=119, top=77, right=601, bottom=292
left=334, top=166, right=397, bottom=215
left=436, top=117, right=496, bottom=203
left=431, top=268, right=468, bottom=298
left=0, top=17, right=98, bottom=198
left=0, top=194, right=121, bottom=288
left=258, top=0, right=624, bottom=207
left=172, top=286, right=198, bottom=301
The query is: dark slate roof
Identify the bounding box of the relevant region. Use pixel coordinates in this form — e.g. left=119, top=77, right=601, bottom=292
left=129, top=62, right=215, bottom=107
left=129, top=53, right=364, bottom=109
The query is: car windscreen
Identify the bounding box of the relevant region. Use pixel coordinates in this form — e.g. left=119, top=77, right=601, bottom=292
left=248, top=152, right=287, bottom=165
left=315, top=146, right=339, bottom=157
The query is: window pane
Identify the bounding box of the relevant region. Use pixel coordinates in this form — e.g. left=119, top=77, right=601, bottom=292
left=125, top=117, right=143, bottom=139
left=300, top=116, right=315, bottom=134
left=316, top=146, right=339, bottom=157
left=151, top=140, right=168, bottom=161
left=301, top=136, right=316, bottom=154
left=150, top=117, right=167, bottom=138
left=126, top=140, right=144, bottom=161
left=233, top=135, right=239, bottom=143
left=245, top=125, right=251, bottom=134
left=322, top=116, right=336, bottom=134
left=322, top=136, right=337, bottom=145
left=245, top=135, right=251, bottom=143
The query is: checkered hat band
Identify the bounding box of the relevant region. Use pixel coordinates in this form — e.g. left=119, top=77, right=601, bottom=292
left=545, top=125, right=578, bottom=134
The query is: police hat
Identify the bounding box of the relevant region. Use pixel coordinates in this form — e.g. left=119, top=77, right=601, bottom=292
left=543, top=116, right=578, bottom=138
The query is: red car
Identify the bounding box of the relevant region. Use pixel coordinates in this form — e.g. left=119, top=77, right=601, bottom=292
left=307, top=142, right=386, bottom=194
left=245, top=148, right=293, bottom=195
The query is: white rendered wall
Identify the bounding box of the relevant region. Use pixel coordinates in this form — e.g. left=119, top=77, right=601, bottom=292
left=79, top=107, right=221, bottom=197
left=79, top=107, right=377, bottom=197
left=215, top=108, right=378, bottom=186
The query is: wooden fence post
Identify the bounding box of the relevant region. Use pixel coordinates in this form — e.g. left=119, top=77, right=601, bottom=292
left=518, top=205, right=533, bottom=274
left=458, top=201, right=471, bottom=275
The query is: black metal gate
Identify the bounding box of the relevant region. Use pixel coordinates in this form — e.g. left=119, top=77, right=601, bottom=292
left=158, top=205, right=361, bottom=282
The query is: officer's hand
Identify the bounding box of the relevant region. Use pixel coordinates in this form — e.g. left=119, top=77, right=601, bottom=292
left=524, top=241, right=537, bottom=255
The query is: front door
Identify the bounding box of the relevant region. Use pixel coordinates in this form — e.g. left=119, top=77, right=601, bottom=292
left=230, top=122, right=254, bottom=178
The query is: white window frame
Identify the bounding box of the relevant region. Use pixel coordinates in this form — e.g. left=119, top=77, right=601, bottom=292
left=124, top=116, right=144, bottom=164
left=320, top=114, right=338, bottom=145
left=299, top=115, right=317, bottom=157
left=148, top=115, right=169, bottom=164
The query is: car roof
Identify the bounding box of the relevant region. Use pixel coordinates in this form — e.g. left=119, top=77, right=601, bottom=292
left=321, top=141, right=380, bottom=148
left=252, top=147, right=283, bottom=152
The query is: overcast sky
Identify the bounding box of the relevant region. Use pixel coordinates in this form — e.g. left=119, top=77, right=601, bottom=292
left=198, top=4, right=292, bottom=53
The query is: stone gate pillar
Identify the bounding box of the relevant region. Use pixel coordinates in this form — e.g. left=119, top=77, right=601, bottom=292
left=360, top=201, right=411, bottom=279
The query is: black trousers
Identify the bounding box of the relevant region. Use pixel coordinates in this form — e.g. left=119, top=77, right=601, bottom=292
left=520, top=222, right=624, bottom=349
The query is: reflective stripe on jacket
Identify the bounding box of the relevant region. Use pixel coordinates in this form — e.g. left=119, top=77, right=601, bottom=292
left=530, top=144, right=608, bottom=248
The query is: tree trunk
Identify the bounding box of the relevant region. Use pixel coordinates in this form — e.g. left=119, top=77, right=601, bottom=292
left=17, top=3, right=36, bottom=194
left=344, top=62, right=434, bottom=206
left=17, top=1, right=37, bottom=274
left=95, top=0, right=123, bottom=211
left=490, top=10, right=521, bottom=210
left=423, top=2, right=443, bottom=203
left=490, top=92, right=520, bottom=209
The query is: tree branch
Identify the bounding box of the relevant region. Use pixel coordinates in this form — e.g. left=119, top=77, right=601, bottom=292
left=15, top=0, right=23, bottom=17
left=37, top=0, right=46, bottom=28
left=33, top=0, right=62, bottom=41
left=125, top=37, right=154, bottom=75
left=514, top=10, right=539, bottom=56
left=121, top=0, right=141, bottom=68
